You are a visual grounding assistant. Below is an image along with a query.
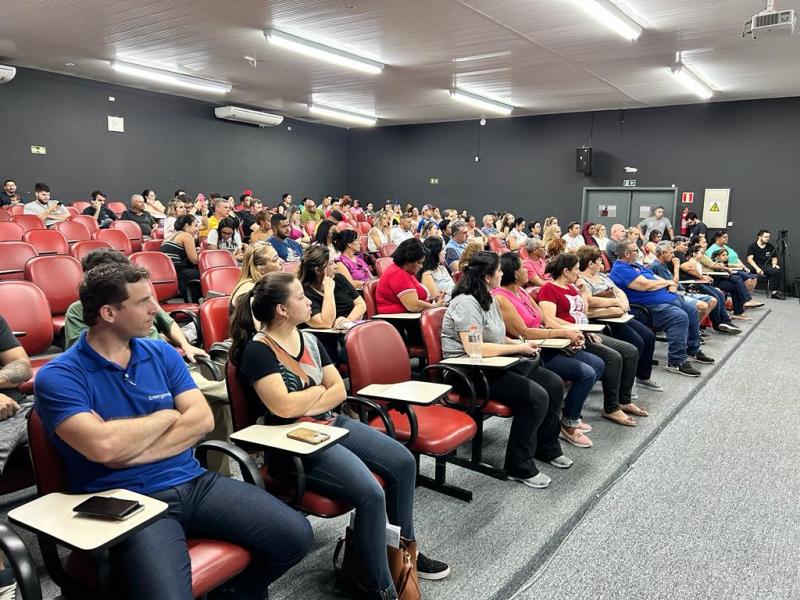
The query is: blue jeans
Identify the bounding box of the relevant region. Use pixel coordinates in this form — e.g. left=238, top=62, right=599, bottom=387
left=541, top=349, right=603, bottom=427
left=608, top=319, right=655, bottom=380
left=111, top=471, right=313, bottom=600
left=273, top=414, right=417, bottom=593
left=716, top=274, right=750, bottom=314
left=696, top=284, right=732, bottom=325
left=646, top=299, right=700, bottom=365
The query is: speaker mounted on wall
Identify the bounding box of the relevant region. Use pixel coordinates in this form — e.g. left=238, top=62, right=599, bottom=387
left=576, top=147, right=592, bottom=176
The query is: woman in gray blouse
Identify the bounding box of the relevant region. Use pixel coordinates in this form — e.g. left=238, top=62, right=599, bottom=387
left=441, top=252, right=571, bottom=490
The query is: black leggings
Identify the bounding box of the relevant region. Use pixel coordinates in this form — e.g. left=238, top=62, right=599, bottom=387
left=485, top=360, right=564, bottom=479
left=585, top=334, right=638, bottom=414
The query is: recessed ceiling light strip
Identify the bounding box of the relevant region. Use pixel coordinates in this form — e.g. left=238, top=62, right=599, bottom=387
left=110, top=60, right=231, bottom=94
left=265, top=28, right=384, bottom=75
left=449, top=88, right=514, bottom=116
left=570, top=0, right=643, bottom=41
left=308, top=104, right=378, bottom=126
left=671, top=62, right=714, bottom=100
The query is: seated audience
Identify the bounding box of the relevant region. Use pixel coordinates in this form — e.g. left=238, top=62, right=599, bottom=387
left=498, top=213, right=515, bottom=240
left=465, top=214, right=485, bottom=242
left=36, top=262, right=312, bottom=598
left=706, top=230, right=758, bottom=292
left=82, top=190, right=117, bottom=229
left=162, top=198, right=187, bottom=239
left=268, top=213, right=303, bottom=262
left=685, top=212, right=708, bottom=239
left=313, top=219, right=339, bottom=259
left=416, top=204, right=437, bottom=233
left=418, top=237, right=456, bottom=303
left=419, top=220, right=441, bottom=240
left=603, top=223, right=626, bottom=263
left=638, top=206, right=674, bottom=240
left=522, top=237, right=550, bottom=287
left=231, top=243, right=284, bottom=311
left=207, top=216, right=245, bottom=261
left=746, top=229, right=784, bottom=299
left=300, top=197, right=325, bottom=224
left=160, top=215, right=200, bottom=300
left=545, top=237, right=566, bottom=260
left=539, top=253, right=646, bottom=427
left=142, top=188, right=167, bottom=219
left=528, top=221, right=542, bottom=240
left=299, top=246, right=366, bottom=330
left=288, top=207, right=311, bottom=247
left=230, top=273, right=449, bottom=595
left=23, top=182, right=68, bottom=227
left=492, top=253, right=600, bottom=448
left=0, top=313, right=33, bottom=472
left=249, top=210, right=273, bottom=244
left=609, top=240, right=714, bottom=377
left=333, top=229, right=373, bottom=291
left=507, top=217, right=528, bottom=251
left=480, top=214, right=504, bottom=240
left=188, top=194, right=210, bottom=238
left=561, top=222, right=585, bottom=251
left=576, top=246, right=663, bottom=391
left=376, top=238, right=445, bottom=313
left=541, top=224, right=561, bottom=247
left=442, top=252, right=570, bottom=487
left=643, top=230, right=662, bottom=264
left=368, top=209, right=392, bottom=252
left=390, top=212, right=415, bottom=245
left=207, top=197, right=232, bottom=232
left=0, top=179, right=17, bottom=206
left=594, top=223, right=609, bottom=251
left=649, top=241, right=715, bottom=324
left=457, top=238, right=486, bottom=273
left=240, top=197, right=264, bottom=243
left=121, top=193, right=158, bottom=237
left=444, top=220, right=468, bottom=269
left=581, top=222, right=598, bottom=248
left=626, top=227, right=646, bottom=263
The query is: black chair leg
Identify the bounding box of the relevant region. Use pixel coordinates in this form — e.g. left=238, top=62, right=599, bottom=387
left=415, top=454, right=473, bottom=502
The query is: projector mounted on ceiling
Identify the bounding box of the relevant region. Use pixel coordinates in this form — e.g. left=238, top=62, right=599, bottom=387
left=0, top=65, right=17, bottom=84
left=214, top=106, right=284, bottom=127
left=746, top=1, right=796, bottom=38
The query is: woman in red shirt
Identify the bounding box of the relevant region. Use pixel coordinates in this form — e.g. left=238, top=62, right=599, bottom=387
left=376, top=238, right=445, bottom=313
left=538, top=253, right=647, bottom=427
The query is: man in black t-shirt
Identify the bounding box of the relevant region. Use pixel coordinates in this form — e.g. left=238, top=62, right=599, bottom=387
left=746, top=229, right=783, bottom=299
left=686, top=213, right=708, bottom=239
left=121, top=193, right=158, bottom=236
left=81, top=190, right=117, bottom=228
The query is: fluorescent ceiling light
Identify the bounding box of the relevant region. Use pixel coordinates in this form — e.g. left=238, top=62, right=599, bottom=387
left=265, top=28, right=383, bottom=75
left=449, top=88, right=514, bottom=116
left=110, top=60, right=231, bottom=94
left=671, top=62, right=713, bottom=100
left=453, top=51, right=511, bottom=63
left=308, top=104, right=378, bottom=126
left=570, top=0, right=642, bottom=41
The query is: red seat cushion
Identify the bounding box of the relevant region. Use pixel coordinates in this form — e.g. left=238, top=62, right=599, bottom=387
left=445, top=391, right=514, bottom=417
left=408, top=345, right=426, bottom=359
left=18, top=356, right=54, bottom=394
left=52, top=315, right=66, bottom=336
left=369, top=405, right=476, bottom=456
left=161, top=302, right=200, bottom=314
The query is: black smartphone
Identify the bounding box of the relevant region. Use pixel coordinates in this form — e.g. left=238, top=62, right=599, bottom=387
left=73, top=496, right=144, bottom=520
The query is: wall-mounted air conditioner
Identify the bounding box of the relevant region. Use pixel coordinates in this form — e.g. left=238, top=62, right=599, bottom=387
left=214, top=106, right=284, bottom=127
left=0, top=65, right=17, bottom=84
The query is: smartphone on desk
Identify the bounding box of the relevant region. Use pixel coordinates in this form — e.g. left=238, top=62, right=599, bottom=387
left=73, top=496, right=144, bottom=521
left=287, top=427, right=331, bottom=445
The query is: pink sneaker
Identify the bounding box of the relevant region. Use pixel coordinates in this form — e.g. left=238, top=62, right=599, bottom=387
left=577, top=421, right=592, bottom=433
left=559, top=427, right=593, bottom=448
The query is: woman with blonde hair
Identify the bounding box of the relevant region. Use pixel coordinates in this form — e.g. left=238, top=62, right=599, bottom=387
left=230, top=243, right=284, bottom=309
left=545, top=237, right=566, bottom=259
left=368, top=209, right=393, bottom=252
left=163, top=199, right=187, bottom=239
left=594, top=223, right=609, bottom=251
left=542, top=224, right=562, bottom=247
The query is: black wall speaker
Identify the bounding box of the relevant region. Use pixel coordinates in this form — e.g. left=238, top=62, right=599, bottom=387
left=576, top=147, right=592, bottom=175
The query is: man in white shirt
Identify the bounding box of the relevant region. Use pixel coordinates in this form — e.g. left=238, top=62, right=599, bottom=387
left=638, top=206, right=674, bottom=240
left=23, top=182, right=68, bottom=227
left=391, top=213, right=415, bottom=244
left=562, top=222, right=585, bottom=251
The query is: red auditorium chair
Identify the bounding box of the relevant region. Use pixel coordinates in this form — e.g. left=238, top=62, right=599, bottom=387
left=487, top=237, right=508, bottom=254
left=0, top=222, right=24, bottom=241
left=378, top=243, right=396, bottom=258
left=10, top=214, right=45, bottom=234
left=64, top=206, right=79, bottom=217
left=22, top=230, right=70, bottom=256
left=70, top=240, right=112, bottom=262
left=25, top=410, right=258, bottom=599
left=225, top=361, right=390, bottom=517
left=0, top=242, right=37, bottom=281
left=359, top=235, right=370, bottom=254
left=141, top=239, right=163, bottom=251
left=0, top=209, right=10, bottom=222
left=110, top=219, right=143, bottom=252
left=358, top=221, right=371, bottom=235
left=151, top=227, right=163, bottom=240
left=0, top=281, right=56, bottom=393
left=25, top=255, right=83, bottom=339
left=362, top=279, right=379, bottom=318
left=201, top=267, right=240, bottom=298
left=304, top=221, right=318, bottom=237
left=71, top=201, right=91, bottom=213
left=8, top=205, right=24, bottom=216
left=198, top=250, right=238, bottom=272
left=518, top=245, right=529, bottom=260
left=420, top=307, right=513, bottom=479
left=67, top=214, right=99, bottom=234
left=92, top=229, right=132, bottom=256
left=107, top=201, right=127, bottom=217
left=375, top=257, right=393, bottom=276
left=199, top=296, right=230, bottom=351
left=53, top=221, right=91, bottom=244
left=0, top=523, right=42, bottom=597
left=281, top=262, right=299, bottom=274
left=336, top=221, right=350, bottom=232
left=129, top=251, right=199, bottom=313
left=347, top=320, right=477, bottom=501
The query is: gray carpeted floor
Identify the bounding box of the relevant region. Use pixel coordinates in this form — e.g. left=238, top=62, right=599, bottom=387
left=3, top=297, right=793, bottom=599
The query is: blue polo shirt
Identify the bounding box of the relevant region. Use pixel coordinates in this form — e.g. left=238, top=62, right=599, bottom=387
left=445, top=238, right=466, bottom=265
left=34, top=334, right=202, bottom=494
left=268, top=235, right=303, bottom=262
left=609, top=260, right=677, bottom=306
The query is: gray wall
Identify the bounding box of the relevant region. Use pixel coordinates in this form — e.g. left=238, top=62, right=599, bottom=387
left=0, top=68, right=348, bottom=205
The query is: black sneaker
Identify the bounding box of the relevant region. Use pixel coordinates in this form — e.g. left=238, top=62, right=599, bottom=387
left=716, top=323, right=742, bottom=335
left=417, top=553, right=451, bottom=580
left=688, top=350, right=715, bottom=364
left=771, top=291, right=785, bottom=300
left=666, top=361, right=701, bottom=377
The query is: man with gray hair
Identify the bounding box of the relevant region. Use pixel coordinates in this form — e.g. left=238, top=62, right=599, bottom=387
left=121, top=193, right=158, bottom=237
left=445, top=219, right=468, bottom=268
left=650, top=241, right=715, bottom=327
left=522, top=237, right=550, bottom=286
left=609, top=239, right=714, bottom=377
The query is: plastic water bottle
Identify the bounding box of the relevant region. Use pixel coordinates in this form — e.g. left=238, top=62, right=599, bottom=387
left=467, top=325, right=483, bottom=363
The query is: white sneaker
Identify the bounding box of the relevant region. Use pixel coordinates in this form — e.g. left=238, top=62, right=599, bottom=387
left=507, top=472, right=551, bottom=488
left=549, top=455, right=574, bottom=469
left=0, top=582, right=17, bottom=600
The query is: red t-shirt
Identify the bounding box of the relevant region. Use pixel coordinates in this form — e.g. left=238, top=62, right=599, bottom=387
left=537, top=282, right=588, bottom=324
left=376, top=263, right=427, bottom=313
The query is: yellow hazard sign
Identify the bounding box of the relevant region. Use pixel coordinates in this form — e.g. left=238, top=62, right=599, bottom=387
left=709, top=203, right=720, bottom=212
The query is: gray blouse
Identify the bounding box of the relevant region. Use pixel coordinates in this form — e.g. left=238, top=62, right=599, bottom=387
left=441, top=294, right=506, bottom=358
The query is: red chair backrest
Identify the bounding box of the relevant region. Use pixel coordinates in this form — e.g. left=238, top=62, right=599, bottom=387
left=225, top=361, right=258, bottom=432
left=0, top=281, right=54, bottom=354
left=71, top=201, right=91, bottom=213
left=129, top=252, right=179, bottom=302
left=600, top=252, right=611, bottom=272
left=452, top=270, right=463, bottom=284
left=0, top=209, right=11, bottom=222
left=304, top=221, right=318, bottom=237
left=92, top=229, right=132, bottom=256
left=518, top=246, right=529, bottom=260
left=68, top=214, right=99, bottom=233
left=281, top=262, right=299, bottom=274
left=0, top=242, right=37, bottom=281
left=10, top=214, right=45, bottom=234
left=107, top=201, right=127, bottom=217
left=0, top=222, right=24, bottom=242
left=70, top=240, right=113, bottom=262
left=487, top=237, right=503, bottom=253
left=375, top=257, right=393, bottom=277
left=198, top=250, right=238, bottom=272
left=110, top=220, right=143, bottom=252
left=27, top=410, right=69, bottom=496
left=362, top=279, right=379, bottom=318
left=346, top=321, right=410, bottom=392
left=141, top=239, right=163, bottom=252
left=336, top=221, right=350, bottom=232
left=378, top=243, right=396, bottom=258
left=151, top=227, right=163, bottom=240
left=8, top=205, right=24, bottom=216
left=22, top=230, right=70, bottom=256
left=201, top=267, right=240, bottom=298
left=359, top=235, right=369, bottom=254
left=65, top=206, right=79, bottom=217
left=358, top=222, right=371, bottom=234
left=199, top=296, right=231, bottom=351
left=53, top=221, right=91, bottom=244
left=25, top=255, right=82, bottom=315
left=420, top=307, right=447, bottom=364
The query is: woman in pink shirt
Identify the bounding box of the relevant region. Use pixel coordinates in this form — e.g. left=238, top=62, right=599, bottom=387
left=333, top=229, right=373, bottom=290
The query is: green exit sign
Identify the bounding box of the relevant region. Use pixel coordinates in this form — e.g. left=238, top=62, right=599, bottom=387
left=30, top=145, right=47, bottom=155
left=429, top=177, right=439, bottom=185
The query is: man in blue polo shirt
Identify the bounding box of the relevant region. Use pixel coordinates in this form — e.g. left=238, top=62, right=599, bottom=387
left=609, top=240, right=714, bottom=378
left=444, top=220, right=468, bottom=269
left=35, top=263, right=312, bottom=599
left=268, top=213, right=303, bottom=262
